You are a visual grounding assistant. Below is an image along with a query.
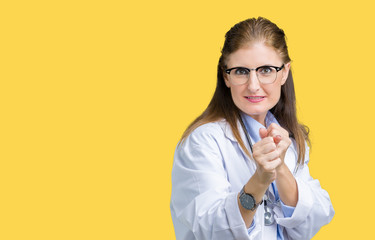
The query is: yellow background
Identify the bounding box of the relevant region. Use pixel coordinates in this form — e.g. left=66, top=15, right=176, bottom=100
left=1, top=0, right=373, bottom=239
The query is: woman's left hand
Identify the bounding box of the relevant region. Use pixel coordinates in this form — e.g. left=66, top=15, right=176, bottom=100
left=260, top=123, right=292, bottom=165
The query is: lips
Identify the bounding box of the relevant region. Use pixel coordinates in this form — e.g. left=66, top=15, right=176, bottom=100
left=245, top=96, right=265, bottom=103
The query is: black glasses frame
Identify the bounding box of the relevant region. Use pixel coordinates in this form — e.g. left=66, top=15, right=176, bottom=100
left=225, top=64, right=285, bottom=75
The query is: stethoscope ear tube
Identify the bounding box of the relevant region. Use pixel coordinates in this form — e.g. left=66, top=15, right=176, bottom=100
left=238, top=113, right=253, bottom=153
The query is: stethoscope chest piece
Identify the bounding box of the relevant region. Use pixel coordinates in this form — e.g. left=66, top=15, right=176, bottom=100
left=264, top=203, right=275, bottom=226
left=264, top=195, right=275, bottom=226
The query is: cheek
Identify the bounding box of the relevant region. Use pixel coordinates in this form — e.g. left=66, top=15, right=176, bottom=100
left=229, top=87, right=244, bottom=109
left=230, top=87, right=244, bottom=100
left=268, top=87, right=282, bottom=102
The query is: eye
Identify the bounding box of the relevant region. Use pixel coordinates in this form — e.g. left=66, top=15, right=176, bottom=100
left=258, top=67, right=274, bottom=75
left=234, top=68, right=249, bottom=75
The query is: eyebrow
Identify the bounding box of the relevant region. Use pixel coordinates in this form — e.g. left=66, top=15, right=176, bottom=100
left=226, top=65, right=280, bottom=70
left=234, top=65, right=277, bottom=68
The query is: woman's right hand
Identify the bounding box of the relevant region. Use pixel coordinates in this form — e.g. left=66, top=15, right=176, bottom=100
left=252, top=128, right=282, bottom=185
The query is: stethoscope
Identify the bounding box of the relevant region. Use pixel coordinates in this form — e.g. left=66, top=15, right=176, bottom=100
left=238, top=114, right=276, bottom=226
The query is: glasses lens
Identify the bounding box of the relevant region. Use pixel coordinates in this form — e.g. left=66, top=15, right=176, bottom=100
left=256, top=67, right=277, bottom=84
left=229, top=67, right=249, bottom=85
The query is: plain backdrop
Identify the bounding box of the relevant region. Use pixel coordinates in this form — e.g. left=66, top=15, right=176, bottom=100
left=1, top=0, right=374, bottom=239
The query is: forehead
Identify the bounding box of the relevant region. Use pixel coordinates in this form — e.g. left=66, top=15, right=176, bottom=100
left=226, top=42, right=282, bottom=67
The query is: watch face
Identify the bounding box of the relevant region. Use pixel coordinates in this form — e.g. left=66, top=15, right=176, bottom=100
left=240, top=193, right=256, bottom=210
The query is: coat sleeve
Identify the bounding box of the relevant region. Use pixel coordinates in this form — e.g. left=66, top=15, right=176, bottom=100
left=275, top=143, right=335, bottom=240
left=170, top=124, right=259, bottom=240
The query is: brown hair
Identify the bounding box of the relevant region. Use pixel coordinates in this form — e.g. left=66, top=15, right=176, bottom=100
left=180, top=17, right=310, bottom=165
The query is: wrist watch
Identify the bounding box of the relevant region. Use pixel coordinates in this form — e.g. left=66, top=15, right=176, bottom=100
left=239, top=186, right=263, bottom=211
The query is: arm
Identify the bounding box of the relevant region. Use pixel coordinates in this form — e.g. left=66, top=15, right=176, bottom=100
left=276, top=144, right=335, bottom=240
left=240, top=128, right=286, bottom=228
left=171, top=124, right=259, bottom=240
left=260, top=124, right=335, bottom=239
left=275, top=163, right=298, bottom=206
left=238, top=172, right=269, bottom=228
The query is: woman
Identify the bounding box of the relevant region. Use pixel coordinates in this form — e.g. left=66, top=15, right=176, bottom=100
left=170, top=17, right=334, bottom=240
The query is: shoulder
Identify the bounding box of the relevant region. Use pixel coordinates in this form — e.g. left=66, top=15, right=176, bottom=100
left=174, top=120, right=230, bottom=168
left=185, top=120, right=228, bottom=145
left=192, top=120, right=226, bottom=135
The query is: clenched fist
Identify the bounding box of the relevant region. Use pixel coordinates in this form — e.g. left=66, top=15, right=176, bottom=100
left=253, top=123, right=292, bottom=185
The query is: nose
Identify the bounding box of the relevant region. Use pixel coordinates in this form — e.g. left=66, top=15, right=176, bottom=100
left=247, top=71, right=260, bottom=93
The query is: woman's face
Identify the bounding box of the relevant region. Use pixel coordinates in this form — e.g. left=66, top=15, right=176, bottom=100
left=224, top=42, right=290, bottom=125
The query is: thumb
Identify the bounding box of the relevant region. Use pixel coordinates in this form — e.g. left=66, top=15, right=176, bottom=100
left=259, top=128, right=268, bottom=139
left=273, top=135, right=282, bottom=145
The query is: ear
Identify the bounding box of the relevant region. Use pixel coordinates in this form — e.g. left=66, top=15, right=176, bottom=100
left=281, top=62, right=291, bottom=86
left=224, top=72, right=231, bottom=88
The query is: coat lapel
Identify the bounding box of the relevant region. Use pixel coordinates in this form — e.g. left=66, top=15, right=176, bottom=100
left=218, top=119, right=252, bottom=159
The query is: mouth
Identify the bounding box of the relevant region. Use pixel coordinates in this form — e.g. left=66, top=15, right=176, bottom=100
left=244, top=96, right=265, bottom=103
left=245, top=96, right=265, bottom=100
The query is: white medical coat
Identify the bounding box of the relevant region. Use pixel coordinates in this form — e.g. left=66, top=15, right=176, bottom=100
left=170, top=118, right=334, bottom=240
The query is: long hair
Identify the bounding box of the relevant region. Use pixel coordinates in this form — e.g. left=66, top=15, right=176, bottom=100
left=180, top=17, right=310, bottom=165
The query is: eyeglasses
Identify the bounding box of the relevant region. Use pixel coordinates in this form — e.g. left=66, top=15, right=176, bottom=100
left=225, top=64, right=284, bottom=85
